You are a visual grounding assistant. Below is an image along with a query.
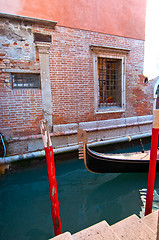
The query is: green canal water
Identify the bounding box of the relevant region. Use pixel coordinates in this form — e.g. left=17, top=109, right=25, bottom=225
left=1, top=142, right=159, bottom=240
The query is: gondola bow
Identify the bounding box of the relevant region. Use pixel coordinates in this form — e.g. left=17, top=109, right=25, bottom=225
left=78, top=129, right=159, bottom=173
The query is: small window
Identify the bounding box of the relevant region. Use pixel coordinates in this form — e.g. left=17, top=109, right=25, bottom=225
left=98, top=57, right=122, bottom=108
left=93, top=54, right=126, bottom=113
left=11, top=73, right=41, bottom=89
left=91, top=45, right=128, bottom=114
left=34, top=33, right=52, bottom=43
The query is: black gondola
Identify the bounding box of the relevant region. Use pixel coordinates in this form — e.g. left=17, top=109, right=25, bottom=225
left=78, top=129, right=159, bottom=173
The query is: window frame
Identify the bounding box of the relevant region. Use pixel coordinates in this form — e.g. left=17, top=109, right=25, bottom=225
left=93, top=52, right=126, bottom=114
left=11, top=73, right=41, bottom=89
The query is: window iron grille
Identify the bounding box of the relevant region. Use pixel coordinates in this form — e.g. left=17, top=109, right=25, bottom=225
left=98, top=57, right=122, bottom=108
left=11, top=73, right=41, bottom=89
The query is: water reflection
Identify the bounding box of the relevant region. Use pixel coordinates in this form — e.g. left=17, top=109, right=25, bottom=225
left=0, top=156, right=159, bottom=240
left=139, top=188, right=159, bottom=217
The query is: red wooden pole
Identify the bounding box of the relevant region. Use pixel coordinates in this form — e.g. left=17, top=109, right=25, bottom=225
left=145, top=110, right=159, bottom=216
left=40, top=120, right=62, bottom=236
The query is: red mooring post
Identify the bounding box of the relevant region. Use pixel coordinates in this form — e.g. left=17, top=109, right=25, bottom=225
left=40, top=120, right=62, bottom=236
left=145, top=110, right=159, bottom=216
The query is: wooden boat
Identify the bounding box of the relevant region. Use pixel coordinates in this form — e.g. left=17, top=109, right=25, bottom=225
left=77, top=129, right=159, bottom=173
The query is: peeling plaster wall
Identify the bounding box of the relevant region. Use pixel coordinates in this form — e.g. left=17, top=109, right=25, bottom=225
left=0, top=18, right=52, bottom=145
left=0, top=19, right=36, bottom=63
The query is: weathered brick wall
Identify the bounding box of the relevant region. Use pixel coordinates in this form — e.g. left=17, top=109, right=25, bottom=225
left=0, top=18, right=155, bottom=147
left=50, top=26, right=154, bottom=125
left=0, top=18, right=52, bottom=139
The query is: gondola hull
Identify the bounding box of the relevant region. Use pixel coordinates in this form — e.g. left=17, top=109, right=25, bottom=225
left=84, top=145, right=159, bottom=173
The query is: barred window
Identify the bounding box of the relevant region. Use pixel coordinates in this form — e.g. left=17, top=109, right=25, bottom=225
left=11, top=73, right=41, bottom=89
left=91, top=45, right=129, bottom=113
left=98, top=57, right=122, bottom=108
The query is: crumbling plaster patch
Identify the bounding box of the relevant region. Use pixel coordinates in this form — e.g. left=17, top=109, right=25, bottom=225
left=0, top=19, right=36, bottom=61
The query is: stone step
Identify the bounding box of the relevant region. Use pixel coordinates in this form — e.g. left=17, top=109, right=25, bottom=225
left=49, top=211, right=159, bottom=240
left=141, top=210, right=158, bottom=233
left=111, top=214, right=156, bottom=240
left=72, top=220, right=120, bottom=240
left=49, top=232, right=73, bottom=240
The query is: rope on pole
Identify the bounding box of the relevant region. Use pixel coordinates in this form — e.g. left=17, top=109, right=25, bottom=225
left=40, top=120, right=62, bottom=236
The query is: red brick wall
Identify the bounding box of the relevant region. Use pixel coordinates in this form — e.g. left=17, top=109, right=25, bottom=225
left=0, top=21, right=154, bottom=140
left=50, top=26, right=153, bottom=125
left=0, top=19, right=45, bottom=138
left=0, top=72, right=43, bottom=137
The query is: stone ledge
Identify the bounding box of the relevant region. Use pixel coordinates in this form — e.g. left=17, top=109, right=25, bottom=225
left=0, top=12, right=57, bottom=27
left=2, top=69, right=40, bottom=74
left=90, top=44, right=131, bottom=54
